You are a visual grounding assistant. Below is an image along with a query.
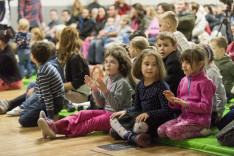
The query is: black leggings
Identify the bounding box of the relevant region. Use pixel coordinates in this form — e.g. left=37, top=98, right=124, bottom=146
left=8, top=93, right=26, bottom=111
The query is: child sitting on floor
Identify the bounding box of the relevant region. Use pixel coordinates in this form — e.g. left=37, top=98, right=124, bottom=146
left=157, top=47, right=216, bottom=140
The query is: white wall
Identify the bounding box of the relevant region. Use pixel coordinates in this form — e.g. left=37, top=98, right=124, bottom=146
left=10, top=0, right=222, bottom=7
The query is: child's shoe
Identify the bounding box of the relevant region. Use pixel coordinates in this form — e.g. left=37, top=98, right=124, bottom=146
left=200, top=128, right=212, bottom=136
left=0, top=100, right=10, bottom=115
left=134, top=133, right=151, bottom=147
left=38, top=118, right=57, bottom=139
left=64, top=100, right=76, bottom=112
left=39, top=110, right=48, bottom=138
left=109, top=128, right=122, bottom=140
left=6, top=106, right=24, bottom=116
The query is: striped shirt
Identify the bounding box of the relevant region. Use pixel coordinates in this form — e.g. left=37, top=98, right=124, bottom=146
left=35, top=62, right=64, bottom=117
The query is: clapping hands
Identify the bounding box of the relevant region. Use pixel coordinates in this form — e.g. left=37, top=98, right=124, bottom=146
left=84, top=75, right=107, bottom=92
left=163, top=90, right=187, bottom=107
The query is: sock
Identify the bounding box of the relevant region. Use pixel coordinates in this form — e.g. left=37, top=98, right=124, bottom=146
left=110, top=118, right=128, bottom=138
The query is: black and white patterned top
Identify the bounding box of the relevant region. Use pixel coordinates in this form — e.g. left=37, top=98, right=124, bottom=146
left=14, top=32, right=31, bottom=50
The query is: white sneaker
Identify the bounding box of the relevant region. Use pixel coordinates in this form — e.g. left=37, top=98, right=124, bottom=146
left=6, top=106, right=24, bottom=116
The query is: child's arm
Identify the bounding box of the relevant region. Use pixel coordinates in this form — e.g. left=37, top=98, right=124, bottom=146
left=38, top=73, right=54, bottom=119
left=186, top=80, right=216, bottom=114
left=101, top=78, right=132, bottom=111
left=146, top=89, right=173, bottom=119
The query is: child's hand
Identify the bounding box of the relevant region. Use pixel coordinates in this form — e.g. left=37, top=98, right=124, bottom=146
left=136, top=113, right=149, bottom=123
left=84, top=75, right=98, bottom=90
left=110, top=110, right=127, bottom=119
left=163, top=90, right=175, bottom=104
left=172, top=97, right=188, bottom=107
left=26, top=88, right=35, bottom=98
left=96, top=78, right=107, bottom=93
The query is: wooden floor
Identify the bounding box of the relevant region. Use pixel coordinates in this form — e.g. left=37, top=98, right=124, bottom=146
left=0, top=88, right=215, bottom=156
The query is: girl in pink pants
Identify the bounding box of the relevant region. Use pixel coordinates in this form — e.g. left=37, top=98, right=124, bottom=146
left=157, top=48, right=216, bottom=140
left=37, top=45, right=135, bottom=138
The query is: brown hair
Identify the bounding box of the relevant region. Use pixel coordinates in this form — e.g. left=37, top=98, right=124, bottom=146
left=145, top=6, right=156, bottom=20
left=104, top=46, right=137, bottom=88
left=198, top=44, right=215, bottom=63
left=31, top=27, right=45, bottom=41
left=210, top=36, right=228, bottom=51
left=159, top=11, right=178, bottom=27
left=120, top=14, right=130, bottom=24
left=31, top=41, right=50, bottom=64
left=18, top=18, right=30, bottom=31
left=0, top=28, right=14, bottom=43
left=132, top=3, right=145, bottom=23
left=47, top=41, right=56, bottom=56
left=190, top=2, right=200, bottom=12
left=133, top=48, right=166, bottom=81
left=131, top=36, right=149, bottom=51
left=156, top=31, right=177, bottom=46
left=180, top=48, right=206, bottom=70
left=58, top=26, right=82, bottom=67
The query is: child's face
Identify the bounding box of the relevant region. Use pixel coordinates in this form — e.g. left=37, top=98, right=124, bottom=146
left=209, top=41, right=225, bottom=60
left=159, top=18, right=170, bottom=32
left=182, top=60, right=203, bottom=75
left=141, top=55, right=158, bottom=81
left=120, top=19, right=127, bottom=26
left=106, top=18, right=115, bottom=26
left=157, top=39, right=177, bottom=59
left=31, top=32, right=37, bottom=40
left=129, top=42, right=138, bottom=58
left=104, top=56, right=119, bottom=76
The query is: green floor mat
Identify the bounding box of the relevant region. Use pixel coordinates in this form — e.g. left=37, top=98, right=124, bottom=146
left=59, top=109, right=78, bottom=119
left=156, top=104, right=234, bottom=156
left=22, top=75, right=37, bottom=85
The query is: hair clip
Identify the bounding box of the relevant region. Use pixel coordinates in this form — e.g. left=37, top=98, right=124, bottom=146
left=200, top=44, right=211, bottom=59
left=3, top=30, right=7, bottom=35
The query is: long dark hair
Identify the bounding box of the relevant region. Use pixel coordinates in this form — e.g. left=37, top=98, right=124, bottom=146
left=132, top=3, right=145, bottom=23
left=0, top=28, right=14, bottom=43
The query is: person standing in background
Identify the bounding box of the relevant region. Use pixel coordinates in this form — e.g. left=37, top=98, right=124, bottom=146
left=18, top=0, right=46, bottom=30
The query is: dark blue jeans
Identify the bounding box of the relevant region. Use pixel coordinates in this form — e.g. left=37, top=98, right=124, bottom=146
left=218, top=109, right=234, bottom=130
left=87, top=38, right=105, bottom=64
left=19, top=96, right=64, bottom=127
left=20, top=82, right=38, bottom=109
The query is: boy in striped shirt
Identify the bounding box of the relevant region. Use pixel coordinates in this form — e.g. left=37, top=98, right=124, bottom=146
left=19, top=41, right=64, bottom=127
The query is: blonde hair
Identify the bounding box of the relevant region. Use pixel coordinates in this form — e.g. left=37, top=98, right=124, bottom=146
left=120, top=15, right=130, bottom=24
left=131, top=36, right=149, bottom=51
left=59, top=26, right=82, bottom=67
left=55, top=24, right=66, bottom=41
left=156, top=31, right=177, bottom=46
left=31, top=27, right=45, bottom=41
left=145, top=6, right=157, bottom=20
left=133, top=48, right=166, bottom=81
left=18, top=18, right=30, bottom=31
left=159, top=11, right=178, bottom=27
left=210, top=36, right=228, bottom=51
left=73, top=0, right=83, bottom=17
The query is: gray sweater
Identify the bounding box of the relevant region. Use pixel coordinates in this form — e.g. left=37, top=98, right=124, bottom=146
left=92, top=74, right=132, bottom=113
left=206, top=63, right=227, bottom=116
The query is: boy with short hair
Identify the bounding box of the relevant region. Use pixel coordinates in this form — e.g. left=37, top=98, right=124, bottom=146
left=209, top=36, right=234, bottom=102
left=156, top=31, right=184, bottom=97
left=158, top=11, right=191, bottom=52
left=19, top=41, right=64, bottom=127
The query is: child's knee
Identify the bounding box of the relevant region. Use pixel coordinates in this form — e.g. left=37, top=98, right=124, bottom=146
left=133, top=122, right=148, bottom=134
left=166, top=127, right=180, bottom=140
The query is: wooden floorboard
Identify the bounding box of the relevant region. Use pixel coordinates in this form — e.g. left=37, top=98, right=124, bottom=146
left=0, top=88, right=216, bottom=156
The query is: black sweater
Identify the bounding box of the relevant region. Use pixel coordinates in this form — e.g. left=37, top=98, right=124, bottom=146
left=0, top=44, right=22, bottom=83
left=163, top=49, right=185, bottom=96
left=65, top=53, right=90, bottom=90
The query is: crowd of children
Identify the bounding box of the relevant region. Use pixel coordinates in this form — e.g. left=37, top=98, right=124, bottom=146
left=0, top=0, right=234, bottom=150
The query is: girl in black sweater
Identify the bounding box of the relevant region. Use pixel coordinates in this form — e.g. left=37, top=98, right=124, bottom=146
left=0, top=28, right=22, bottom=91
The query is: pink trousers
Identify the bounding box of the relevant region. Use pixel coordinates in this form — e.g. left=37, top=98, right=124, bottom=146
left=55, top=110, right=112, bottom=137
left=157, top=118, right=205, bottom=140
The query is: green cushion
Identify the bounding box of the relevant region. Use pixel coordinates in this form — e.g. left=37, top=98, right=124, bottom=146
left=156, top=104, right=234, bottom=156
left=230, top=98, right=234, bottom=103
